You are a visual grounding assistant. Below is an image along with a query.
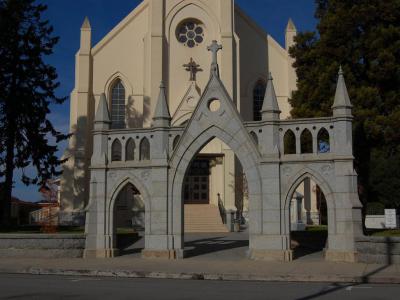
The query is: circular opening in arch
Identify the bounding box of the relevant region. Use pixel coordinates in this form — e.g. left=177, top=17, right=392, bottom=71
left=208, top=99, right=220, bottom=112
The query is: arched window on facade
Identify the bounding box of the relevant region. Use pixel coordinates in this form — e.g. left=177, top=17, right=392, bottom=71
left=110, top=79, right=126, bottom=129
left=253, top=80, right=266, bottom=121
left=126, top=138, right=136, bottom=161
left=111, top=139, right=122, bottom=161
left=139, top=137, right=150, bottom=161
left=250, top=131, right=258, bottom=146
left=284, top=130, right=296, bottom=155
left=300, top=129, right=313, bottom=154
left=173, top=135, right=180, bottom=150
left=317, top=128, right=330, bottom=153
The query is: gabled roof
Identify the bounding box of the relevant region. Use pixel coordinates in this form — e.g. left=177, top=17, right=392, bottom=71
left=91, top=0, right=148, bottom=55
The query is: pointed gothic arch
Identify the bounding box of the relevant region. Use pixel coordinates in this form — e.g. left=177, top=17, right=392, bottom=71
left=284, top=129, right=296, bottom=154
left=282, top=167, right=337, bottom=252
left=250, top=131, right=259, bottom=146
left=125, top=138, right=136, bottom=161
left=139, top=137, right=150, bottom=161
left=109, top=79, right=126, bottom=129
left=170, top=124, right=263, bottom=249
left=107, top=176, right=151, bottom=252
left=172, top=135, right=181, bottom=150
left=317, top=128, right=330, bottom=153
left=111, top=139, right=122, bottom=161
left=300, top=128, right=313, bottom=154
left=165, top=0, right=220, bottom=43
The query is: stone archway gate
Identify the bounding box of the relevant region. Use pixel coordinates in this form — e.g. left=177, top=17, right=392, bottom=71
left=84, top=43, right=362, bottom=262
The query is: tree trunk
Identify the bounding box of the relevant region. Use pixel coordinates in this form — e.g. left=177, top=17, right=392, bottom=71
left=1, top=122, right=16, bottom=227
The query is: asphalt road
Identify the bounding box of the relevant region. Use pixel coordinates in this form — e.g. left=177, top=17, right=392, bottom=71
left=0, top=274, right=399, bottom=300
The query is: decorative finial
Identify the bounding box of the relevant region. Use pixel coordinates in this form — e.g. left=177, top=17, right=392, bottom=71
left=338, top=65, right=344, bottom=76
left=183, top=58, right=202, bottom=81
left=81, top=16, right=91, bottom=30
left=153, top=81, right=171, bottom=127
left=286, top=18, right=297, bottom=32
left=207, top=40, right=222, bottom=77
left=261, top=72, right=281, bottom=120
left=332, top=66, right=352, bottom=116
left=94, top=93, right=111, bottom=130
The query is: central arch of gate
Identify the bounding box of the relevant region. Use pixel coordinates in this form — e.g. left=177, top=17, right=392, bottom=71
left=169, top=124, right=266, bottom=258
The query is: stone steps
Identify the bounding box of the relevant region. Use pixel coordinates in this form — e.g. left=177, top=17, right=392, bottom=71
left=184, top=204, right=228, bottom=233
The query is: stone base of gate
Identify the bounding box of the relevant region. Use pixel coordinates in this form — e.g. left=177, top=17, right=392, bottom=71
left=249, top=249, right=293, bottom=262
left=324, top=249, right=358, bottom=262
left=83, top=248, right=119, bottom=258
left=142, top=249, right=182, bottom=260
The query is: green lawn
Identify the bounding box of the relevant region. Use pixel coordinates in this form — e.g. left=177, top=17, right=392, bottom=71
left=305, top=225, right=328, bottom=232
left=369, top=229, right=400, bottom=237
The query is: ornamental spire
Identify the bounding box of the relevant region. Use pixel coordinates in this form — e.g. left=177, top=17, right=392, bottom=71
left=152, top=81, right=171, bottom=127
left=94, top=93, right=111, bottom=130
left=332, top=66, right=353, bottom=116
left=261, top=72, right=281, bottom=120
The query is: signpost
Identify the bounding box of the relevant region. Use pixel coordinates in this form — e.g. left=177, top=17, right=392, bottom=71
left=385, top=209, right=398, bottom=229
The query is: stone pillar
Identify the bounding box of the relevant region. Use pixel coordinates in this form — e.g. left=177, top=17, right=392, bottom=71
left=84, top=94, right=114, bottom=258
left=142, top=82, right=176, bottom=259
left=249, top=163, right=292, bottom=261
left=250, top=75, right=291, bottom=261
left=303, top=178, right=312, bottom=224
left=325, top=68, right=363, bottom=262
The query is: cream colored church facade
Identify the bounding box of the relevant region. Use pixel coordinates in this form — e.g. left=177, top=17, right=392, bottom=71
left=60, top=0, right=304, bottom=221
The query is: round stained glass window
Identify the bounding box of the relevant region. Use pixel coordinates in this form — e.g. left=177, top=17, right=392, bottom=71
left=177, top=21, right=205, bottom=48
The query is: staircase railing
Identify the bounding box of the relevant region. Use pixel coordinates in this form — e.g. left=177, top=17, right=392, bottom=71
left=217, top=193, right=227, bottom=224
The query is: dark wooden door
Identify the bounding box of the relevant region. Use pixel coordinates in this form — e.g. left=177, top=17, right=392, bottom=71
left=184, top=159, right=210, bottom=204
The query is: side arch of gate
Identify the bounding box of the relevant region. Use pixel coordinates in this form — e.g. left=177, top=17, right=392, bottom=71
left=107, top=173, right=152, bottom=243
left=282, top=166, right=336, bottom=237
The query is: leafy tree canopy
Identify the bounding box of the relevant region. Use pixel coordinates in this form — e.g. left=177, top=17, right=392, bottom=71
left=0, top=0, right=68, bottom=224
left=289, top=0, right=400, bottom=208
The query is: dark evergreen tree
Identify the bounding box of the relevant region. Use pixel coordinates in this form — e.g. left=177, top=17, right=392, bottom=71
left=289, top=0, right=400, bottom=209
left=0, top=0, right=68, bottom=226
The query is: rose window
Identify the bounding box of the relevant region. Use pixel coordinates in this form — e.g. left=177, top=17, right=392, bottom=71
left=177, top=21, right=204, bottom=48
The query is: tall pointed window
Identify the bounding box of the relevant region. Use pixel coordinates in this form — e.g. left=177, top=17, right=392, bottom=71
left=111, top=139, right=122, bottom=162
left=284, top=130, right=296, bottom=154
left=253, top=80, right=266, bottom=121
left=139, top=138, right=150, bottom=161
left=301, top=129, right=313, bottom=154
left=126, top=138, right=136, bottom=161
left=110, top=79, right=126, bottom=129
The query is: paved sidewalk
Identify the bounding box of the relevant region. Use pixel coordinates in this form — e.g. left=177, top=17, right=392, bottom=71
left=0, top=232, right=399, bottom=284
left=0, top=255, right=399, bottom=284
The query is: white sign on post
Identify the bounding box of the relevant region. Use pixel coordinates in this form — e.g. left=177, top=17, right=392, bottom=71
left=385, top=209, right=398, bottom=229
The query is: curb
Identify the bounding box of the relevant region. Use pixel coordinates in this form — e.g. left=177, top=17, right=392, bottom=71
left=2, top=268, right=400, bottom=284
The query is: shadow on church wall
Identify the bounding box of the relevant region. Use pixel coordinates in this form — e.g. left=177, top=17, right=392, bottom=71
left=126, top=96, right=143, bottom=128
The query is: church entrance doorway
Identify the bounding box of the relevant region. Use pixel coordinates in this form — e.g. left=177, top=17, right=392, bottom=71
left=182, top=137, right=250, bottom=258
left=184, top=158, right=210, bottom=204
left=114, top=183, right=145, bottom=256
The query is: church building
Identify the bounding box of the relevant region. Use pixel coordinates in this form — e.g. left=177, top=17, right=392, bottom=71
left=60, top=0, right=298, bottom=223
